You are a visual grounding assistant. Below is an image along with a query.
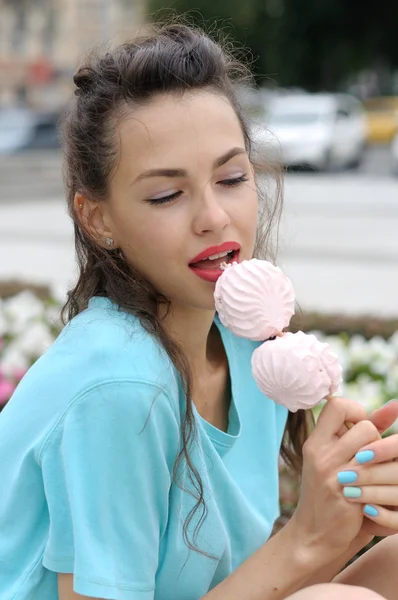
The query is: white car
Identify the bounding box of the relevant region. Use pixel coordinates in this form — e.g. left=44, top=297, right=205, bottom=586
left=391, top=132, right=398, bottom=176
left=0, top=107, right=60, bottom=154
left=252, top=93, right=367, bottom=171
left=0, top=107, right=36, bottom=154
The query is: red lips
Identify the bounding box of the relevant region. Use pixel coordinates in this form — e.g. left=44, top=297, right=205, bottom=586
left=188, top=241, right=241, bottom=283
left=188, top=241, right=241, bottom=265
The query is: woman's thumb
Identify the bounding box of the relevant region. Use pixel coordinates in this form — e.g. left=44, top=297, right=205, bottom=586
left=368, top=400, right=398, bottom=434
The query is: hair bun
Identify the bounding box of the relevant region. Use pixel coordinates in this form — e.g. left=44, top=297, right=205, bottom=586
left=73, top=66, right=96, bottom=96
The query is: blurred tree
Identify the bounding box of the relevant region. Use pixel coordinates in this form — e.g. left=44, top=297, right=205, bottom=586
left=148, top=0, right=398, bottom=92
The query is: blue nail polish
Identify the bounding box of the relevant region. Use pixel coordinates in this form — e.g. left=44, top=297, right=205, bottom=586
left=343, top=487, right=362, bottom=498
left=356, top=450, right=375, bottom=464
left=338, top=471, right=358, bottom=484
left=364, top=505, right=379, bottom=517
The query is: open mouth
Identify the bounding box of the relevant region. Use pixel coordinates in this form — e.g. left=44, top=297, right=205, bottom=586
left=189, top=249, right=239, bottom=271
left=189, top=249, right=240, bottom=282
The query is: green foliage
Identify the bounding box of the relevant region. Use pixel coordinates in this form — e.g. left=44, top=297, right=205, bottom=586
left=147, top=0, right=398, bottom=91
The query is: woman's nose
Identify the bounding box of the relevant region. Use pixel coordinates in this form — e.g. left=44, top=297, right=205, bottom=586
left=192, top=189, right=230, bottom=234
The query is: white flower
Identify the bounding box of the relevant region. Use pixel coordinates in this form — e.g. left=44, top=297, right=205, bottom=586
left=346, top=334, right=372, bottom=366
left=0, top=299, right=6, bottom=337
left=388, top=417, right=398, bottom=434
left=388, top=331, right=398, bottom=352
left=325, top=336, right=350, bottom=372
left=0, top=344, right=30, bottom=377
left=45, top=304, right=62, bottom=329
left=340, top=375, right=384, bottom=413
left=3, top=291, right=45, bottom=336
left=368, top=336, right=396, bottom=371
left=50, top=285, right=67, bottom=307
left=15, top=322, right=55, bottom=357
left=386, top=364, right=398, bottom=393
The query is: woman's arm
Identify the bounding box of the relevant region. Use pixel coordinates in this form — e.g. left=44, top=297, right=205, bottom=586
left=203, top=516, right=346, bottom=600
left=57, top=525, right=369, bottom=600
left=206, top=396, right=382, bottom=600
left=58, top=573, right=100, bottom=599
left=56, top=524, right=326, bottom=600
left=56, top=398, right=398, bottom=600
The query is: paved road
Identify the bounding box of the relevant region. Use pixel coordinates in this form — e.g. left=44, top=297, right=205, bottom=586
left=0, top=144, right=395, bottom=204
left=279, top=175, right=398, bottom=316
left=0, top=146, right=397, bottom=317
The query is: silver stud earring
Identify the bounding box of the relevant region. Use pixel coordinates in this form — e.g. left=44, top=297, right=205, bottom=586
left=104, top=237, right=113, bottom=248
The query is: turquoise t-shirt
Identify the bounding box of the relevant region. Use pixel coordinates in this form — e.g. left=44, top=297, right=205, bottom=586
left=0, top=296, right=288, bottom=600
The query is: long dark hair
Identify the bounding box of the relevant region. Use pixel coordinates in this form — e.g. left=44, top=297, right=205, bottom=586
left=60, top=21, right=311, bottom=553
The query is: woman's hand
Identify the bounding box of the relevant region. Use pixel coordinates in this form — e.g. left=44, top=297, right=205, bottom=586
left=289, top=396, right=382, bottom=562
left=338, top=400, right=398, bottom=537
left=338, top=432, right=398, bottom=537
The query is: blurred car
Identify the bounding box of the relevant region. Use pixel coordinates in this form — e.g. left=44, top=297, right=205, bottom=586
left=391, top=131, right=398, bottom=176
left=0, top=107, right=35, bottom=154
left=363, top=96, right=398, bottom=144
left=252, top=93, right=367, bottom=171
left=0, top=107, right=60, bottom=154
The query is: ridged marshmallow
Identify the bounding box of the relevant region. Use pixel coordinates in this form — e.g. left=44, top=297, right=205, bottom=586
left=251, top=331, right=343, bottom=412
left=214, top=259, right=295, bottom=341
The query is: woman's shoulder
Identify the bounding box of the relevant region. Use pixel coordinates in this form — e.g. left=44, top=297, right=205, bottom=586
left=21, top=296, right=179, bottom=406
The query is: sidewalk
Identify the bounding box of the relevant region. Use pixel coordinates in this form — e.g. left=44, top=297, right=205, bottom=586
left=1, top=175, right=398, bottom=317
left=0, top=199, right=77, bottom=297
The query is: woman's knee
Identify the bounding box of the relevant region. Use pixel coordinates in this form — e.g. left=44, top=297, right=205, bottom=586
left=285, top=582, right=386, bottom=599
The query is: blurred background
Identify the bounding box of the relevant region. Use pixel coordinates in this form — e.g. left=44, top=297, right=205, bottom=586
left=1, top=0, right=398, bottom=539
left=1, top=0, right=398, bottom=315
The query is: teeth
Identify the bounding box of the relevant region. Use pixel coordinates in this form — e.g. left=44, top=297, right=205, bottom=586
left=206, top=251, right=230, bottom=261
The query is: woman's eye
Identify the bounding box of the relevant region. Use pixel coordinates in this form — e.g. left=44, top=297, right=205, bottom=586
left=146, top=174, right=248, bottom=205
left=147, top=191, right=182, bottom=205
left=219, top=174, right=249, bottom=187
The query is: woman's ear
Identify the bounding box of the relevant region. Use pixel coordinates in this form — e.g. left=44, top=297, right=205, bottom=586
left=74, top=192, right=116, bottom=249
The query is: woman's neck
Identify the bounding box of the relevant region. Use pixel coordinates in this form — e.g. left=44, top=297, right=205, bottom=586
left=160, top=303, right=225, bottom=379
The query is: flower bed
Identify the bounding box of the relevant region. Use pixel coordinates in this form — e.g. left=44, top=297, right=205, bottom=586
left=0, top=288, right=62, bottom=406
left=2, top=287, right=397, bottom=414
left=1, top=284, right=397, bottom=563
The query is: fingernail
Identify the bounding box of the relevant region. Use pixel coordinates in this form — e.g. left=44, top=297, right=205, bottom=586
left=343, top=486, right=362, bottom=498
left=338, top=471, right=358, bottom=484
left=356, top=450, right=375, bottom=464
left=364, top=505, right=379, bottom=517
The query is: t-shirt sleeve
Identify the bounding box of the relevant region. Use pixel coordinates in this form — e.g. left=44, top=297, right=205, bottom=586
left=39, top=379, right=180, bottom=600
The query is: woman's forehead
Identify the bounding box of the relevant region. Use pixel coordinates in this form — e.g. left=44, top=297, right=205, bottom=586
left=116, top=91, right=245, bottom=174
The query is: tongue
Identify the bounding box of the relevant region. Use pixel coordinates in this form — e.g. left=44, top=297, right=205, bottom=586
left=191, top=256, right=227, bottom=269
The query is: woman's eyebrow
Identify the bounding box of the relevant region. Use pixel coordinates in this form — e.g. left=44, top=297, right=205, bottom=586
left=132, top=147, right=247, bottom=185
left=213, top=147, right=247, bottom=169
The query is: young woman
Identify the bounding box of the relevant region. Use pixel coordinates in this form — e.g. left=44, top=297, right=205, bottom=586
left=0, top=22, right=398, bottom=600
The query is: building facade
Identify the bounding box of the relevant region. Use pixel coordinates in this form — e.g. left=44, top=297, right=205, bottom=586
left=0, top=0, right=146, bottom=109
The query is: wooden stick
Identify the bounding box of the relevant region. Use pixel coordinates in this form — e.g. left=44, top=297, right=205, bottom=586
left=325, top=394, right=354, bottom=429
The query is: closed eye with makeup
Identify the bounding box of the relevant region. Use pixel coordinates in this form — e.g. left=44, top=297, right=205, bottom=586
left=100, top=91, right=258, bottom=310
left=134, top=147, right=251, bottom=206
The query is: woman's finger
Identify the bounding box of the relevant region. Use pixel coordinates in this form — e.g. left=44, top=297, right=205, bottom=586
left=360, top=503, right=398, bottom=530
left=342, top=484, right=398, bottom=506
left=334, top=419, right=380, bottom=464
left=368, top=400, right=398, bottom=434
left=313, top=396, right=368, bottom=440
left=360, top=516, right=398, bottom=538
left=354, top=434, right=398, bottom=466
left=335, top=400, right=398, bottom=439
left=338, top=462, right=398, bottom=487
